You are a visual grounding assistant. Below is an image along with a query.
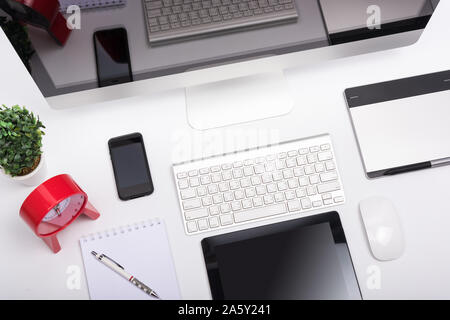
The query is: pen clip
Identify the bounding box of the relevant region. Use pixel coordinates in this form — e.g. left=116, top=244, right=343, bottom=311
left=100, top=254, right=124, bottom=269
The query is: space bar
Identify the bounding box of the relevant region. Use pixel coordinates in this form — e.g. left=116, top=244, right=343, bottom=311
left=234, top=204, right=287, bottom=223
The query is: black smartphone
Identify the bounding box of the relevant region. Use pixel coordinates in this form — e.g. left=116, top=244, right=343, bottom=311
left=108, top=133, right=154, bottom=201
left=93, top=27, right=133, bottom=88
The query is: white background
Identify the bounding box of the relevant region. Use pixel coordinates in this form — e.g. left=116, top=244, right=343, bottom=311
left=0, top=2, right=449, bottom=299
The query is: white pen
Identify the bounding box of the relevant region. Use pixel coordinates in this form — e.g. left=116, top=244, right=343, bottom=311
left=91, top=251, right=160, bottom=299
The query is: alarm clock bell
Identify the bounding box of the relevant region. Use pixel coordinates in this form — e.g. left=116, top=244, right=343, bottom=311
left=20, top=174, right=100, bottom=253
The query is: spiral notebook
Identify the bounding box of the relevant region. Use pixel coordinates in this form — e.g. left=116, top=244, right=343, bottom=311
left=79, top=219, right=181, bottom=300
left=59, top=0, right=127, bottom=12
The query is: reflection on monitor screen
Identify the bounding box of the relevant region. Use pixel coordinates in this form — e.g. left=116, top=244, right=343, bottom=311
left=0, top=0, right=438, bottom=101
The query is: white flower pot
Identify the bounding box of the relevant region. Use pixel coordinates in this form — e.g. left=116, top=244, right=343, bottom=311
left=0, top=154, right=47, bottom=186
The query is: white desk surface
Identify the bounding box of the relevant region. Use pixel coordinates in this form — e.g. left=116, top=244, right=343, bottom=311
left=1, top=1, right=450, bottom=300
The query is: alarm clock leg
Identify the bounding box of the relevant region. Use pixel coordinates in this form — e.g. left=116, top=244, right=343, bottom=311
left=42, top=235, right=61, bottom=253
left=83, top=202, right=100, bottom=220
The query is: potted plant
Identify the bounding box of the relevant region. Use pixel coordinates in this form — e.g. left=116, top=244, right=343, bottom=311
left=0, top=105, right=46, bottom=186
left=0, top=16, right=35, bottom=73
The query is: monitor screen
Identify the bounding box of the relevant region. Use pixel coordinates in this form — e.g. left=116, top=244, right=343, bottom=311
left=0, top=0, right=438, bottom=100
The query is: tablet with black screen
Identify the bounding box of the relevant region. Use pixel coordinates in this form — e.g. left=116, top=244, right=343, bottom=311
left=201, top=212, right=361, bottom=300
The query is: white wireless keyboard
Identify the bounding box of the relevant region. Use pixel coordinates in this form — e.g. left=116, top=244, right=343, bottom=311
left=173, top=134, right=345, bottom=235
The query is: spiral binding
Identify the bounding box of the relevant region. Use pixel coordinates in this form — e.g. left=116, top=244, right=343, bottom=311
left=81, top=218, right=161, bottom=243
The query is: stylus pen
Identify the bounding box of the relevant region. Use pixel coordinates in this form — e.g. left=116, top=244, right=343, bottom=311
left=384, top=157, right=450, bottom=176
left=91, top=251, right=160, bottom=299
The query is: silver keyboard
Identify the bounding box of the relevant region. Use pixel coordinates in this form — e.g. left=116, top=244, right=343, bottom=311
left=143, top=0, right=299, bottom=45
left=173, top=134, right=345, bottom=235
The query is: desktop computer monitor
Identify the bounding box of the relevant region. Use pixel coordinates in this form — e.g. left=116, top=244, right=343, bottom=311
left=0, top=0, right=439, bottom=129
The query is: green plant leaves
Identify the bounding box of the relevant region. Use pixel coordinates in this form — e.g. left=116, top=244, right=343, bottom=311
left=0, top=105, right=45, bottom=177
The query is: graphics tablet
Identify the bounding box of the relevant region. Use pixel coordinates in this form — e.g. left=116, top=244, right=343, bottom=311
left=201, top=212, right=361, bottom=300
left=345, top=70, right=450, bottom=178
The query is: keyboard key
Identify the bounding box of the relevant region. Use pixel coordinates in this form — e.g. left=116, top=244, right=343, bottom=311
left=208, top=184, right=219, bottom=194
left=235, top=190, right=245, bottom=200
left=296, top=156, right=306, bottom=166
left=299, top=177, right=309, bottom=187
left=315, top=163, right=325, bottom=173
left=318, top=151, right=333, bottom=162
left=240, top=178, right=251, bottom=188
left=267, top=183, right=277, bottom=193
left=313, top=200, right=323, bottom=208
left=149, top=17, right=159, bottom=26
left=201, top=175, right=211, bottom=185
left=219, top=182, right=230, bottom=192
left=186, top=221, right=197, bottom=233
left=288, top=150, right=298, bottom=157
left=148, top=9, right=162, bottom=17
left=234, top=203, right=287, bottom=223
left=211, top=165, right=220, bottom=172
left=307, top=186, right=317, bottom=196
left=274, top=192, right=284, bottom=202
left=197, top=187, right=207, bottom=197
left=325, top=161, right=336, bottom=171
left=209, top=206, right=220, bottom=215
left=251, top=176, right=261, bottom=186
left=242, top=199, right=253, bottom=209
left=181, top=189, right=196, bottom=200
left=222, top=163, right=232, bottom=170
left=285, top=190, right=296, bottom=200
left=222, top=171, right=232, bottom=180
left=220, top=214, right=234, bottom=226
left=320, top=171, right=338, bottom=182
left=253, top=197, right=264, bottom=207
left=296, top=188, right=306, bottom=198
left=304, top=165, right=314, bottom=175
left=310, top=146, right=320, bottom=153
left=287, top=200, right=301, bottom=212
left=198, top=218, right=209, bottom=230
left=178, top=179, right=189, bottom=189
left=309, top=175, right=320, bottom=184
left=299, top=148, right=308, bottom=155
left=188, top=169, right=198, bottom=177
left=211, top=173, right=221, bottom=183
left=301, top=198, right=311, bottom=209
left=288, top=178, right=298, bottom=189
left=213, top=194, right=223, bottom=204
left=209, top=217, right=220, bottom=228
left=202, top=196, right=212, bottom=206
left=307, top=154, right=317, bottom=164
left=220, top=203, right=231, bottom=213
left=231, top=201, right=242, bottom=211
left=322, top=193, right=332, bottom=200
left=189, top=177, right=200, bottom=187
left=185, top=208, right=208, bottom=220
left=263, top=195, right=274, bottom=204
left=317, top=181, right=341, bottom=194
left=233, top=168, right=243, bottom=178
left=256, top=185, right=266, bottom=195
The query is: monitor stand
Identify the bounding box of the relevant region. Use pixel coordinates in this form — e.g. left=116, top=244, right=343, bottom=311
left=186, top=71, right=294, bottom=130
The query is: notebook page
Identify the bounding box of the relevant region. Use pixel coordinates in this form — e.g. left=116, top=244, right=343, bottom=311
left=59, top=0, right=127, bottom=12
left=80, top=219, right=181, bottom=300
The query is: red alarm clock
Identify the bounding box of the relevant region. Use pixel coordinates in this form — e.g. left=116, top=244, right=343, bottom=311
left=20, top=174, right=100, bottom=253
left=0, top=0, right=72, bottom=46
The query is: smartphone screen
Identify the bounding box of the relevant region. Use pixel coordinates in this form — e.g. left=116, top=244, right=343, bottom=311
left=109, top=133, right=154, bottom=200
left=93, top=28, right=133, bottom=88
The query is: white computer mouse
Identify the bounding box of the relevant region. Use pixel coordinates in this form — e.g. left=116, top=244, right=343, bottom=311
left=359, top=197, right=405, bottom=261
